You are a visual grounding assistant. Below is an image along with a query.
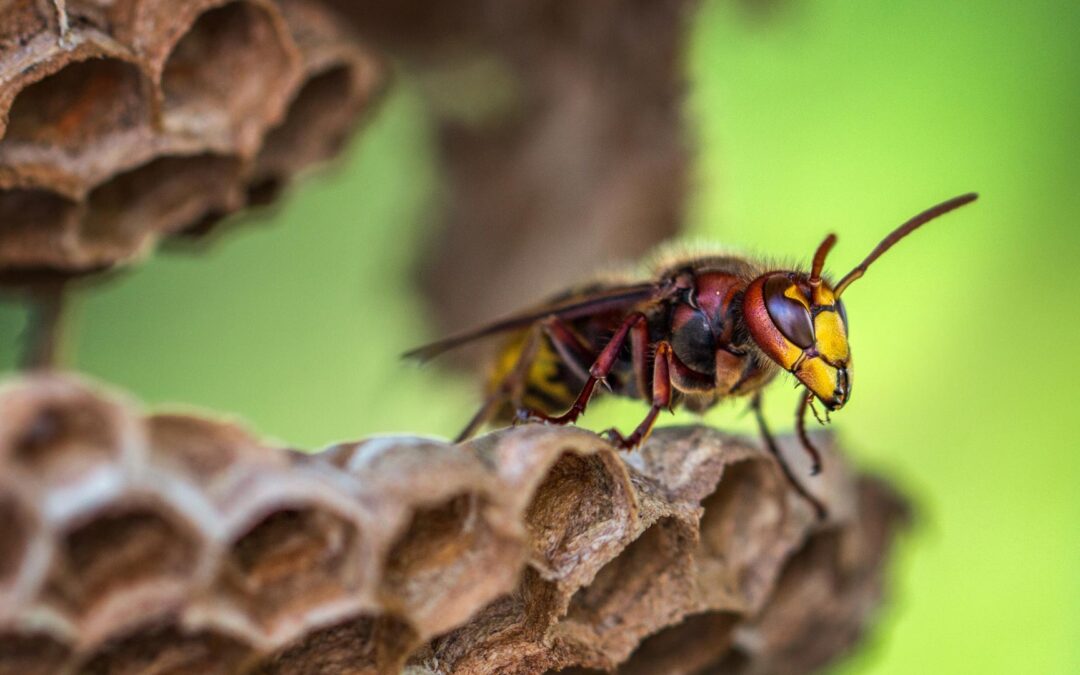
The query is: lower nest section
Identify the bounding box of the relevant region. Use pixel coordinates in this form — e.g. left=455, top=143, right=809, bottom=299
left=0, top=374, right=909, bottom=674
left=0, top=0, right=384, bottom=280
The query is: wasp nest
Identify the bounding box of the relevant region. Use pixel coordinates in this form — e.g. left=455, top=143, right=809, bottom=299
left=0, top=374, right=907, bottom=674
left=0, top=0, right=383, bottom=280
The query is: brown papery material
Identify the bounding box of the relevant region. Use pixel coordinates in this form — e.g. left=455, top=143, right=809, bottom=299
left=0, top=374, right=907, bottom=674
left=0, top=0, right=384, bottom=281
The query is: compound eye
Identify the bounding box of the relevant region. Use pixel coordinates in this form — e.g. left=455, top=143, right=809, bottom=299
left=837, top=298, right=849, bottom=333
left=763, top=275, right=815, bottom=349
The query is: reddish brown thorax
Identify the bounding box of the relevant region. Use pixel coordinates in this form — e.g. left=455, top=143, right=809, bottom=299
left=670, top=272, right=744, bottom=377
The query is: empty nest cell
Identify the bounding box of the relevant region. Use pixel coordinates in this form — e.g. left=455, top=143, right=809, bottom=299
left=254, top=615, right=417, bottom=675
left=0, top=382, right=129, bottom=481
left=0, top=188, right=81, bottom=272
left=694, top=459, right=792, bottom=612
left=381, top=492, right=519, bottom=637
left=715, top=534, right=851, bottom=675
left=161, top=2, right=294, bottom=148
left=0, top=57, right=151, bottom=152
left=45, top=502, right=201, bottom=621
left=524, top=451, right=630, bottom=582
left=615, top=611, right=739, bottom=675
left=76, top=621, right=255, bottom=675
left=253, top=64, right=360, bottom=190
left=413, top=568, right=567, bottom=673
left=83, top=152, right=243, bottom=260
left=561, top=517, right=697, bottom=667
left=245, top=63, right=358, bottom=206
left=222, top=504, right=362, bottom=633
left=146, top=414, right=269, bottom=485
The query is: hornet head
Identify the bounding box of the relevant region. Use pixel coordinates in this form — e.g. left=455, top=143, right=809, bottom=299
left=742, top=193, right=978, bottom=410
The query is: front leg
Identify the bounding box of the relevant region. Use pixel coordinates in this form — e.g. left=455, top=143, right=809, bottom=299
left=795, top=391, right=824, bottom=475
left=603, top=342, right=673, bottom=450
left=750, top=392, right=827, bottom=520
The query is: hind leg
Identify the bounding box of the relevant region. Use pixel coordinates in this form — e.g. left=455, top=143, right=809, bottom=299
left=456, top=317, right=597, bottom=442
left=455, top=326, right=542, bottom=442
left=522, top=312, right=648, bottom=426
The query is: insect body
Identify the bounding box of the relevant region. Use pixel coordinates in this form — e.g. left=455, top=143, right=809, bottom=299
left=407, top=194, right=977, bottom=517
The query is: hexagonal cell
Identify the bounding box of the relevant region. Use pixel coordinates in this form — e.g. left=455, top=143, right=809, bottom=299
left=83, top=153, right=244, bottom=258
left=253, top=615, right=416, bottom=675
left=561, top=517, right=696, bottom=665
left=46, top=502, right=201, bottom=620
left=694, top=459, right=793, bottom=612
left=0, top=188, right=81, bottom=272
left=254, top=64, right=360, bottom=184
left=420, top=567, right=565, bottom=673
left=146, top=414, right=269, bottom=486
left=381, top=492, right=520, bottom=637
left=524, top=451, right=630, bottom=581
left=0, top=631, right=72, bottom=675
left=720, top=532, right=851, bottom=675
left=1, top=58, right=151, bottom=151
left=77, top=622, right=254, bottom=675
left=161, top=2, right=295, bottom=147
left=222, top=504, right=363, bottom=632
left=615, top=611, right=739, bottom=675
left=0, top=379, right=130, bottom=482
left=719, top=482, right=910, bottom=675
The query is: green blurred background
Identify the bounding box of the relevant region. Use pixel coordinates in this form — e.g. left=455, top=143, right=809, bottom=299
left=2, top=0, right=1078, bottom=672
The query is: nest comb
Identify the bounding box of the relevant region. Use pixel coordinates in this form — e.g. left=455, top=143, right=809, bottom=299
left=0, top=0, right=384, bottom=282
left=0, top=374, right=908, bottom=674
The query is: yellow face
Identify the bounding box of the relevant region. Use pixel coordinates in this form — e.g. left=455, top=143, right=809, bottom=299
left=745, top=273, right=853, bottom=410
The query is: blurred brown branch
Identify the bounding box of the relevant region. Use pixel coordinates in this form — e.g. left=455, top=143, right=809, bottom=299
left=326, top=0, right=696, bottom=337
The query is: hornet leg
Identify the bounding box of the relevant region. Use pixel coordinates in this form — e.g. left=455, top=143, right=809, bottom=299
left=603, top=341, right=673, bottom=450
left=541, top=315, right=597, bottom=382
left=522, top=312, right=648, bottom=426
left=455, top=325, right=543, bottom=442
left=795, top=391, right=824, bottom=475
left=750, top=392, right=827, bottom=520
left=458, top=316, right=600, bottom=442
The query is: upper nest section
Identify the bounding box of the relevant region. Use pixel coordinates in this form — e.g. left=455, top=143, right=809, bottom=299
left=0, top=373, right=909, bottom=674
left=0, top=0, right=384, bottom=281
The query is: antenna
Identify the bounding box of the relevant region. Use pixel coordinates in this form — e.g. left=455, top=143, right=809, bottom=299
left=809, top=234, right=837, bottom=285
left=834, top=193, right=978, bottom=297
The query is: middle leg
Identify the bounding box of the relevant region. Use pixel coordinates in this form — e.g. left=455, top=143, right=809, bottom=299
left=603, top=341, right=673, bottom=450
left=795, top=391, right=824, bottom=475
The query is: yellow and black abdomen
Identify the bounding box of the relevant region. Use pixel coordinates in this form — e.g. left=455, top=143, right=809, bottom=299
left=485, top=329, right=585, bottom=424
